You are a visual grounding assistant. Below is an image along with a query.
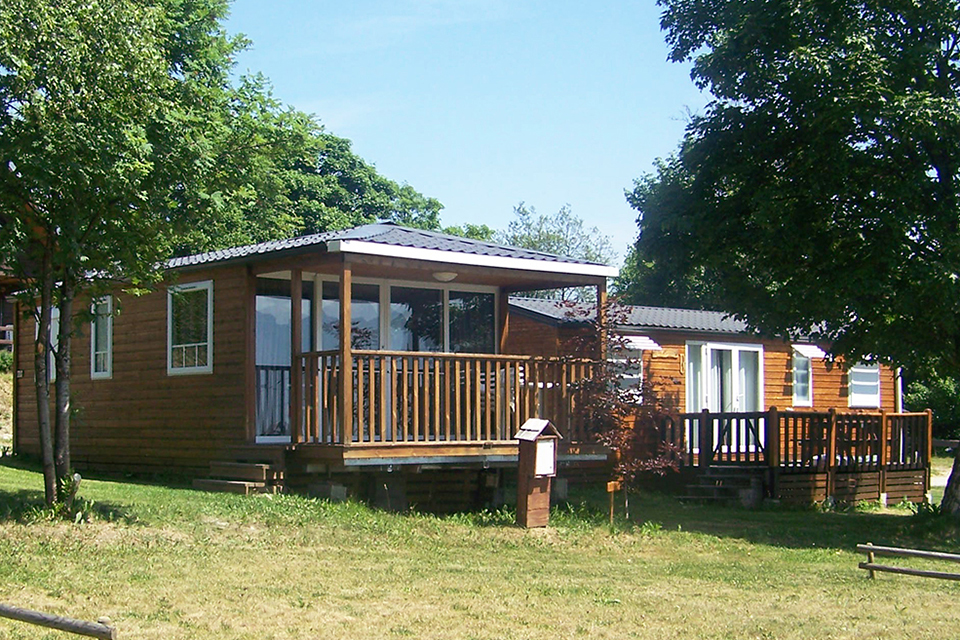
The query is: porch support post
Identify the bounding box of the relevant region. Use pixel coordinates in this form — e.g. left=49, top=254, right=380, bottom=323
left=766, top=406, right=780, bottom=502
left=290, top=268, right=303, bottom=444
left=879, top=409, right=889, bottom=505
left=596, top=279, right=607, bottom=361
left=339, top=259, right=353, bottom=446
left=497, top=289, right=510, bottom=354
left=244, top=267, right=257, bottom=441
left=827, top=408, right=838, bottom=500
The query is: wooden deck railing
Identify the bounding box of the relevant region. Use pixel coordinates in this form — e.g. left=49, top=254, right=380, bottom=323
left=0, top=324, right=11, bottom=349
left=295, top=350, right=597, bottom=446
left=661, top=408, right=932, bottom=472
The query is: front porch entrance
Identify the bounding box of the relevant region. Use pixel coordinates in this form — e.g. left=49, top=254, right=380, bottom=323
left=253, top=269, right=599, bottom=449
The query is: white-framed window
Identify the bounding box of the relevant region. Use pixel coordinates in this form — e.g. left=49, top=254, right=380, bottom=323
left=848, top=363, right=881, bottom=408
left=790, top=344, right=825, bottom=407
left=686, top=341, right=764, bottom=413
left=90, top=295, right=113, bottom=379
left=791, top=352, right=812, bottom=407
left=168, top=280, right=213, bottom=375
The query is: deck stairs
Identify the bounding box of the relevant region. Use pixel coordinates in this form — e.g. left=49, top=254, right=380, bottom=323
left=679, top=465, right=766, bottom=505
left=192, top=461, right=286, bottom=495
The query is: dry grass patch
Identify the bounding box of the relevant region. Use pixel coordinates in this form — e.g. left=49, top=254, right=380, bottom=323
left=1, top=463, right=959, bottom=639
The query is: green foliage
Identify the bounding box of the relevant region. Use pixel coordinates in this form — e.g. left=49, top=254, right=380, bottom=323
left=905, top=375, right=960, bottom=438
left=630, top=0, right=960, bottom=373
left=496, top=203, right=616, bottom=301
left=441, top=223, right=497, bottom=241
left=0, top=350, right=11, bottom=374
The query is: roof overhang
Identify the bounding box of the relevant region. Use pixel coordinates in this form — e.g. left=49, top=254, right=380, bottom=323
left=327, top=239, right=618, bottom=279
left=623, top=335, right=662, bottom=351
left=793, top=343, right=827, bottom=359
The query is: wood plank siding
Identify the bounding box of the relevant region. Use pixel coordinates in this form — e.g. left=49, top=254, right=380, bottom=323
left=14, top=266, right=250, bottom=476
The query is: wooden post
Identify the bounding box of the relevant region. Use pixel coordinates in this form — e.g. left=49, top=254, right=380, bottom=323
left=290, top=268, right=302, bottom=445
left=926, top=408, right=934, bottom=496
left=338, top=259, right=353, bottom=446
left=699, top=408, right=713, bottom=468
left=866, top=542, right=876, bottom=580
left=244, top=267, right=257, bottom=441
left=827, top=408, right=838, bottom=500
left=766, top=406, right=780, bottom=500
left=596, top=280, right=608, bottom=361
left=879, top=410, right=889, bottom=505
left=766, top=406, right=780, bottom=468
left=10, top=300, right=17, bottom=455
left=497, top=289, right=510, bottom=354
left=0, top=603, right=116, bottom=639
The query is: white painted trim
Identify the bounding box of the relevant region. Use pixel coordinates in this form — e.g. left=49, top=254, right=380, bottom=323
left=896, top=367, right=904, bottom=413
left=90, top=295, right=113, bottom=380
left=623, top=335, right=661, bottom=351
left=792, top=343, right=826, bottom=359
left=167, top=280, right=214, bottom=376
left=327, top=239, right=618, bottom=278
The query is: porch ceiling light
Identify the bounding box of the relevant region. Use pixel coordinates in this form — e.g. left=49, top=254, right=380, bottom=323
left=432, top=271, right=458, bottom=282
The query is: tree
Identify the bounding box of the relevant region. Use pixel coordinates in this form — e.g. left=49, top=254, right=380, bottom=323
left=496, top=203, right=617, bottom=301
left=0, top=0, right=291, bottom=506
left=441, top=223, right=496, bottom=241
left=631, top=0, right=960, bottom=513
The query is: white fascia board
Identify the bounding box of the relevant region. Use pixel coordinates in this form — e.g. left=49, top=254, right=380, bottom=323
left=327, top=239, right=619, bottom=278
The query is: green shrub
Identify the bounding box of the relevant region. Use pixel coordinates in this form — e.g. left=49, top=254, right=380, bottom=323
left=0, top=350, right=12, bottom=374
left=905, top=375, right=960, bottom=439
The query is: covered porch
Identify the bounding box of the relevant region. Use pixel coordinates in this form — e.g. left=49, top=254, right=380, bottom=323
left=658, top=408, right=933, bottom=503
left=244, top=224, right=617, bottom=470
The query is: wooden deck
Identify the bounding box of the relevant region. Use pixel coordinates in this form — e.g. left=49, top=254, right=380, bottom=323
left=658, top=408, right=932, bottom=503
left=291, top=350, right=598, bottom=448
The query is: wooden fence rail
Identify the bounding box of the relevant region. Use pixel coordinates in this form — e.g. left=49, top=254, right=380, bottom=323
left=857, top=543, right=960, bottom=581
left=0, top=603, right=116, bottom=639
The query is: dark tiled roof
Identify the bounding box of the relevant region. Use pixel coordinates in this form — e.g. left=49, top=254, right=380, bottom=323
left=168, top=223, right=612, bottom=270
left=508, top=297, right=750, bottom=334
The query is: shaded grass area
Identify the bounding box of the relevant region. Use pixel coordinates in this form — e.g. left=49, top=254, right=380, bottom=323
left=1, top=461, right=960, bottom=639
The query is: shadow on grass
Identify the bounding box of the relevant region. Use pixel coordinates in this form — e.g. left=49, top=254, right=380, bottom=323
left=569, top=486, right=960, bottom=552
left=0, top=487, right=138, bottom=524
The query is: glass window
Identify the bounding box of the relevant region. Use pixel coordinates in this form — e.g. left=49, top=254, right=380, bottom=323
left=255, top=278, right=313, bottom=366
left=449, top=291, right=495, bottom=353
left=168, top=281, right=213, bottom=375
left=322, top=282, right=380, bottom=350
left=91, top=296, right=112, bottom=379
left=390, top=286, right=442, bottom=352
left=792, top=352, right=812, bottom=406
left=849, top=363, right=881, bottom=408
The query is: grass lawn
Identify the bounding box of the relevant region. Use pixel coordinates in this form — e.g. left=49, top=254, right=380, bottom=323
left=2, top=462, right=960, bottom=639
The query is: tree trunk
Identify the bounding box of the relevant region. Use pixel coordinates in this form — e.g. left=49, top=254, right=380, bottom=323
left=33, top=260, right=56, bottom=505
left=54, top=279, right=74, bottom=496
left=940, top=446, right=960, bottom=516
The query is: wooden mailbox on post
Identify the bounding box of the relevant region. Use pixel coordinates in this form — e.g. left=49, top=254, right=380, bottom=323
left=515, top=418, right=561, bottom=528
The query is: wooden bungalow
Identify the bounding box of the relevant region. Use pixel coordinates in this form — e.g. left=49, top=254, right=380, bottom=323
left=509, top=298, right=932, bottom=504
left=11, top=224, right=617, bottom=509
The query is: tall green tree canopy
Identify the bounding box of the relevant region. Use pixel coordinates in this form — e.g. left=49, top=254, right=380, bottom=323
left=631, top=0, right=960, bottom=374
left=496, top=203, right=616, bottom=301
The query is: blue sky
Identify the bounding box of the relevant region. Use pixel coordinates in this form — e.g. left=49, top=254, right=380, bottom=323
left=225, top=1, right=707, bottom=266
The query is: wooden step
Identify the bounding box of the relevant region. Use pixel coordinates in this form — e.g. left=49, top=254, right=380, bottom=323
left=192, top=478, right=277, bottom=495
left=209, top=461, right=283, bottom=483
